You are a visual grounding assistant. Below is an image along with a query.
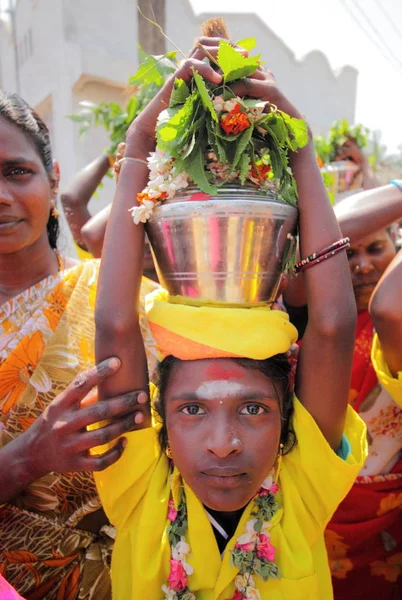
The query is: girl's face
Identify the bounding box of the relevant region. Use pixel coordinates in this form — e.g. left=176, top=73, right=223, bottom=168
left=0, top=117, right=53, bottom=255
left=164, top=359, right=282, bottom=512
left=347, top=229, right=396, bottom=312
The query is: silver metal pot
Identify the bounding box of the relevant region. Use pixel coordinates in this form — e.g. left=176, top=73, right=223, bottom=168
left=146, top=185, right=298, bottom=304
left=321, top=160, right=360, bottom=198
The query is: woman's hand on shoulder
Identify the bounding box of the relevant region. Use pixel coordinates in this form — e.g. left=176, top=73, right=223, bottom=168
left=23, top=358, right=150, bottom=478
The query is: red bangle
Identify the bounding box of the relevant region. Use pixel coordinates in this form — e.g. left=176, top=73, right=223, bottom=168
left=295, top=238, right=350, bottom=273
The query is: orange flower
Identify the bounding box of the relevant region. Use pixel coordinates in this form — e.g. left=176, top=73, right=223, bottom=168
left=250, top=163, right=272, bottom=181
left=0, top=331, right=45, bottom=414
left=325, top=529, right=349, bottom=559
left=43, top=285, right=68, bottom=332
left=377, top=492, right=402, bottom=516
left=370, top=553, right=402, bottom=583
left=317, top=156, right=324, bottom=168
left=330, top=557, right=354, bottom=579
left=220, top=103, right=250, bottom=135
left=136, top=191, right=167, bottom=205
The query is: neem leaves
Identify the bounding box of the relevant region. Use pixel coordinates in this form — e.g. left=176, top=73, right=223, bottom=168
left=217, top=40, right=261, bottom=82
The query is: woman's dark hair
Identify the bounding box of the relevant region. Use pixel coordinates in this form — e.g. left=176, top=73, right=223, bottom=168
left=154, top=354, right=297, bottom=456
left=0, top=90, right=59, bottom=248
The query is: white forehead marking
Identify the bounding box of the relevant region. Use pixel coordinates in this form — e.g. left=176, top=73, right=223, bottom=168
left=195, top=380, right=246, bottom=400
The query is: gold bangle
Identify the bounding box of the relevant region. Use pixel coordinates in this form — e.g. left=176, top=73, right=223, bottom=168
left=117, top=156, right=148, bottom=168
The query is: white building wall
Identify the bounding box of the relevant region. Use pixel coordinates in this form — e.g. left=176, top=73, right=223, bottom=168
left=0, top=0, right=358, bottom=256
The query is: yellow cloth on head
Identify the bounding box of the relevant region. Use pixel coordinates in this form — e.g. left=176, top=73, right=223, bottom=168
left=145, top=288, right=298, bottom=361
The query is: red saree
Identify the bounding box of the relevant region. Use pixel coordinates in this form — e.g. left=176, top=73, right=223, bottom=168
left=326, top=311, right=402, bottom=599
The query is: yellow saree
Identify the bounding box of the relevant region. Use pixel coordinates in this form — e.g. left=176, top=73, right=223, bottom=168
left=0, top=260, right=158, bottom=599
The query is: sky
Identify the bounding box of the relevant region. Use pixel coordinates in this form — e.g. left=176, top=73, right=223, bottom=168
left=189, top=0, right=402, bottom=155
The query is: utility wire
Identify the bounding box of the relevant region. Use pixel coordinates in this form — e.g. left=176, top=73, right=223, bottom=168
left=374, top=0, right=402, bottom=43
left=339, top=0, right=402, bottom=75
left=347, top=0, right=402, bottom=72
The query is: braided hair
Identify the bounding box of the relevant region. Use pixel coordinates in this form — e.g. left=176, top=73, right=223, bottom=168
left=0, top=90, right=59, bottom=248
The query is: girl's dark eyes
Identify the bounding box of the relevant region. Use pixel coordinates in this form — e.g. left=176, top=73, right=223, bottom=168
left=239, top=403, right=267, bottom=416
left=180, top=404, right=206, bottom=415
left=179, top=403, right=268, bottom=416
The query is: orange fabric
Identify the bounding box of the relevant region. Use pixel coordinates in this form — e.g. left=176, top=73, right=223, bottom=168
left=148, top=322, right=241, bottom=361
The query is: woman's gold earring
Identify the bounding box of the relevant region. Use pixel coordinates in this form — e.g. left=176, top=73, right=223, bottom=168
left=166, top=444, right=173, bottom=459
left=51, top=204, right=60, bottom=218
left=275, top=443, right=284, bottom=484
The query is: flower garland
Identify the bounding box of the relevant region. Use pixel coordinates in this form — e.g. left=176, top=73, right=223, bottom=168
left=162, top=474, right=280, bottom=600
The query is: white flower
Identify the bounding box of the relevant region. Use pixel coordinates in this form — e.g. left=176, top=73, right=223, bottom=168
left=129, top=200, right=156, bottom=225
left=172, top=537, right=194, bottom=575
left=260, top=475, right=274, bottom=491
left=223, top=98, right=239, bottom=113
left=161, top=586, right=177, bottom=599
left=236, top=518, right=259, bottom=546
left=212, top=95, right=224, bottom=112
left=235, top=573, right=256, bottom=590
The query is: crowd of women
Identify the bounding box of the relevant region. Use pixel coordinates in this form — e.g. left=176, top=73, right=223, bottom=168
left=0, top=19, right=401, bottom=600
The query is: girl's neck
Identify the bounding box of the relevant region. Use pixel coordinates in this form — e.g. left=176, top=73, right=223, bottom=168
left=0, top=233, right=60, bottom=304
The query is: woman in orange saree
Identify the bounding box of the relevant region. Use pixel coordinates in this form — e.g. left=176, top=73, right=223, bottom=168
left=0, top=91, right=158, bottom=598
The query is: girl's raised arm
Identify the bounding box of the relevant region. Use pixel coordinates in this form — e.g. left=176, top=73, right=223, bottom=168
left=95, top=55, right=222, bottom=405
left=233, top=70, right=357, bottom=449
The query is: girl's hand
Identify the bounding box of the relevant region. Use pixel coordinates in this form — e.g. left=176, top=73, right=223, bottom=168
left=230, top=67, right=305, bottom=122
left=23, top=358, right=149, bottom=477
left=125, top=37, right=248, bottom=158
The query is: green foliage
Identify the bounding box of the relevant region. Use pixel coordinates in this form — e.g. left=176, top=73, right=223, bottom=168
left=313, top=118, right=374, bottom=166
left=217, top=40, right=261, bottom=82
left=68, top=48, right=177, bottom=154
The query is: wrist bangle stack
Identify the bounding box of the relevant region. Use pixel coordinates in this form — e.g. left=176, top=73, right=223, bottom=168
left=390, top=179, right=402, bottom=193
left=294, top=237, right=350, bottom=273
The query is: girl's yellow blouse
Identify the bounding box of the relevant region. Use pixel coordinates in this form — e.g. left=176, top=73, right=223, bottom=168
left=95, top=398, right=367, bottom=599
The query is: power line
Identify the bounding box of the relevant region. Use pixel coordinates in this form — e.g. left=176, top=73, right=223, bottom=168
left=374, top=0, right=402, bottom=43
left=347, top=0, right=402, bottom=72
left=339, top=0, right=402, bottom=75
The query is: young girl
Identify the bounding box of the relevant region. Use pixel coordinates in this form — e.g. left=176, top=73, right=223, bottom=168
left=94, top=36, right=367, bottom=599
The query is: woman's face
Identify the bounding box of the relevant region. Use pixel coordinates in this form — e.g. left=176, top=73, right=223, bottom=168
left=0, top=116, right=53, bottom=255
left=347, top=229, right=396, bottom=312
left=164, top=359, right=282, bottom=512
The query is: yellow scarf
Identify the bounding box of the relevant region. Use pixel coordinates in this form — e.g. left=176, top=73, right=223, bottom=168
left=146, top=288, right=298, bottom=361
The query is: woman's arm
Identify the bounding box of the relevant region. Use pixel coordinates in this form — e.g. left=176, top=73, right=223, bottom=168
left=61, top=154, right=110, bottom=250
left=81, top=204, right=111, bottom=258
left=284, top=182, right=402, bottom=309
left=369, top=249, right=402, bottom=376
left=0, top=360, right=147, bottom=503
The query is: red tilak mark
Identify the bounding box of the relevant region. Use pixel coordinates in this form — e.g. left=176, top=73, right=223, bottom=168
left=205, top=362, right=246, bottom=380
left=188, top=192, right=211, bottom=202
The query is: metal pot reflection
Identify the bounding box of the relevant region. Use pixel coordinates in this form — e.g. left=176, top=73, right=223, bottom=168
left=146, top=185, right=298, bottom=304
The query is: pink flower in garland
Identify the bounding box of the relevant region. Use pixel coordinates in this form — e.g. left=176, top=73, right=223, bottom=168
left=256, top=533, right=276, bottom=562
left=167, top=559, right=188, bottom=591
left=232, top=591, right=246, bottom=600
left=235, top=540, right=255, bottom=553
left=167, top=499, right=178, bottom=522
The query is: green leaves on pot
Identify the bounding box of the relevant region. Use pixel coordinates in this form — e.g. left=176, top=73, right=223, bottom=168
left=217, top=40, right=261, bottom=82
